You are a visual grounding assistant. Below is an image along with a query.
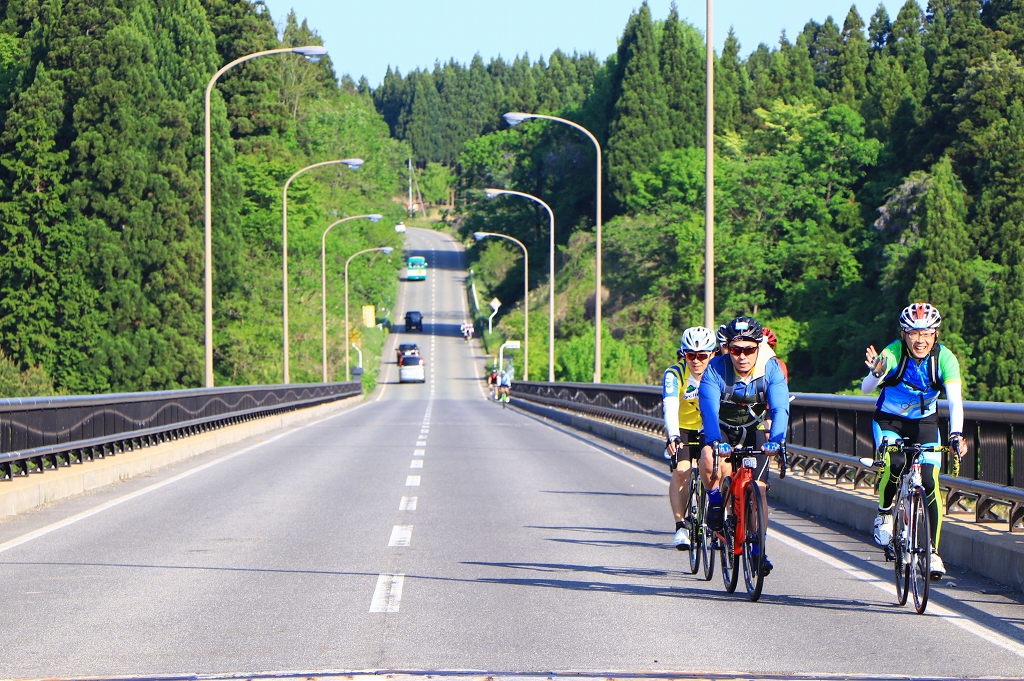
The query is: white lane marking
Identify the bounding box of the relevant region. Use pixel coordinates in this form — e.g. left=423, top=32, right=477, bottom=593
left=416, top=440, right=426, bottom=446
left=369, top=573, right=404, bottom=612
left=770, top=532, right=1024, bottom=658
left=553, top=416, right=1024, bottom=659
left=420, top=428, right=429, bottom=433
left=410, top=460, right=423, bottom=469
left=388, top=524, right=413, bottom=547
left=0, top=400, right=371, bottom=556
left=406, top=475, right=421, bottom=486
left=413, top=449, right=424, bottom=457
left=399, top=496, right=417, bottom=511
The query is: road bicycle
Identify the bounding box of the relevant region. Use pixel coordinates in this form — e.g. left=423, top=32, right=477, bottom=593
left=861, top=441, right=948, bottom=615
left=711, top=443, right=788, bottom=602
left=680, top=440, right=715, bottom=581
left=498, top=386, right=510, bottom=407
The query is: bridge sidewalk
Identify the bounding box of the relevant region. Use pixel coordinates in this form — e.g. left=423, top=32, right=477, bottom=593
left=0, top=394, right=363, bottom=519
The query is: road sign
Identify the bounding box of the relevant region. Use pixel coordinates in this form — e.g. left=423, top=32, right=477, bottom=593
left=504, top=340, right=521, bottom=349
left=489, top=298, right=501, bottom=312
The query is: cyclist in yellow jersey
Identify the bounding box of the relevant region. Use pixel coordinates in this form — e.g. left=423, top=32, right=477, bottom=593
left=663, top=326, right=717, bottom=550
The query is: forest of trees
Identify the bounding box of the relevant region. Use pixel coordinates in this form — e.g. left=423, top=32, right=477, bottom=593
left=377, top=0, right=1024, bottom=400
left=0, top=0, right=407, bottom=395
left=0, top=0, right=1022, bottom=401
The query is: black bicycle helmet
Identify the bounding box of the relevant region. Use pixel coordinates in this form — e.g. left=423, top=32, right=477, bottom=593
left=722, top=316, right=764, bottom=344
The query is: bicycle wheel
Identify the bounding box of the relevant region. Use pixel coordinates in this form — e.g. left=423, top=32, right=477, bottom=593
left=701, top=487, right=715, bottom=582
left=720, top=490, right=739, bottom=593
left=742, top=484, right=767, bottom=601
left=893, top=492, right=910, bottom=606
left=910, top=487, right=932, bottom=614
left=685, top=469, right=701, bottom=575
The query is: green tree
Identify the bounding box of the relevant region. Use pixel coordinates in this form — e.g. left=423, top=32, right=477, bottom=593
left=660, top=3, right=704, bottom=148
left=607, top=1, right=672, bottom=206
left=836, top=6, right=869, bottom=106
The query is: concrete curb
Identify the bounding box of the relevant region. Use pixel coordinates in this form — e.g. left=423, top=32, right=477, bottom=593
left=513, top=397, right=1024, bottom=593
left=0, top=395, right=363, bottom=518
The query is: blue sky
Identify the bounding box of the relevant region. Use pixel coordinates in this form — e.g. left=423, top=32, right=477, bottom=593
left=263, top=1, right=903, bottom=85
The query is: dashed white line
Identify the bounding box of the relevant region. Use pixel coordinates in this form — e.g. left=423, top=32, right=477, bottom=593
left=406, top=475, right=421, bottom=486
left=416, top=440, right=426, bottom=446
left=369, top=573, right=404, bottom=613
left=413, top=449, right=424, bottom=457
left=410, top=460, right=423, bottom=469
left=399, top=496, right=417, bottom=511
left=388, top=525, right=413, bottom=547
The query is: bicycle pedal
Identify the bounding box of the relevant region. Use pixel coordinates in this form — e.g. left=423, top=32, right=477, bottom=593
left=883, top=546, right=895, bottom=562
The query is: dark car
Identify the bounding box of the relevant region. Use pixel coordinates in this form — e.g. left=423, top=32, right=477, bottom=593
left=396, top=342, right=420, bottom=362
left=405, top=311, right=423, bottom=332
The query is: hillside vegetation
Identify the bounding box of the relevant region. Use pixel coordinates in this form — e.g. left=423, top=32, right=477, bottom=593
left=377, top=0, right=1024, bottom=400
left=0, top=0, right=406, bottom=395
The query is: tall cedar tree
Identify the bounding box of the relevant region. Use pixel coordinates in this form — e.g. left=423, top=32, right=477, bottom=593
left=836, top=6, right=869, bottom=106
left=660, top=3, right=703, bottom=148
left=607, top=1, right=672, bottom=207
left=908, top=157, right=974, bottom=370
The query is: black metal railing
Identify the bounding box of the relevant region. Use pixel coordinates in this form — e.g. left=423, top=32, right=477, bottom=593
left=511, top=381, right=1024, bottom=532
left=0, top=382, right=361, bottom=481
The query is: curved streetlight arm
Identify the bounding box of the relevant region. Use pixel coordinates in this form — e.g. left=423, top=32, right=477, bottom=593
left=484, top=188, right=555, bottom=382
left=503, top=113, right=603, bottom=382
left=204, top=46, right=327, bottom=388
left=474, top=230, right=529, bottom=380
left=343, top=246, right=392, bottom=382
left=282, top=158, right=365, bottom=384
left=320, top=215, right=383, bottom=383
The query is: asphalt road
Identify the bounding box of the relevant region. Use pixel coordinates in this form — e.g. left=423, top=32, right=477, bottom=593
left=1, top=227, right=1023, bottom=680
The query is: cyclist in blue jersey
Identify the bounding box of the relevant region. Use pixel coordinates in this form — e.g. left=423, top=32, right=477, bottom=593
left=861, top=302, right=967, bottom=579
left=698, top=316, right=790, bottom=576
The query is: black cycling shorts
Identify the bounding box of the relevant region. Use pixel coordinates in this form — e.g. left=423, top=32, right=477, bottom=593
left=872, top=409, right=940, bottom=449
left=667, top=429, right=702, bottom=472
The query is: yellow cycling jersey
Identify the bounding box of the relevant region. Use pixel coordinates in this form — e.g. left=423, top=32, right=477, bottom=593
left=663, top=363, right=703, bottom=431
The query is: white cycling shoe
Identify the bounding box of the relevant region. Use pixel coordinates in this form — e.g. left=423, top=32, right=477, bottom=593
left=674, top=527, right=691, bottom=550
left=873, top=512, right=894, bottom=546
left=930, top=552, right=946, bottom=580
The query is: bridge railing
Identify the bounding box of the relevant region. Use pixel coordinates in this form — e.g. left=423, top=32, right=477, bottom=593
left=511, top=381, right=1024, bottom=532
left=0, top=382, right=361, bottom=481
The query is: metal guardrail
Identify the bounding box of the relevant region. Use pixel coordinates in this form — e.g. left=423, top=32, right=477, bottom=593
left=512, top=381, right=1024, bottom=532
left=0, top=382, right=361, bottom=481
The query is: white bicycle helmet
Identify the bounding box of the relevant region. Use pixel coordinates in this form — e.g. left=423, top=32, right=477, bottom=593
left=899, top=302, right=941, bottom=332
left=679, top=326, right=717, bottom=354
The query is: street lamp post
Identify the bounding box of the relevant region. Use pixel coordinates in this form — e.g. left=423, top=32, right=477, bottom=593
left=482, top=188, right=555, bottom=382
left=503, top=112, right=602, bottom=383
left=705, top=0, right=716, bottom=330
left=204, top=44, right=328, bottom=388
left=320, top=214, right=385, bottom=382
left=345, top=246, right=393, bottom=381
left=282, top=158, right=364, bottom=384
left=474, top=230, right=529, bottom=379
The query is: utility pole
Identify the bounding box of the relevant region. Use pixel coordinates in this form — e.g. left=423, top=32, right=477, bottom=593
left=704, top=0, right=715, bottom=331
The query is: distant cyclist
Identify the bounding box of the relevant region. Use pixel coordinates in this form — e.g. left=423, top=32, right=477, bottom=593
left=487, top=368, right=499, bottom=399
left=498, top=370, right=511, bottom=401
left=662, top=326, right=716, bottom=550
left=698, top=316, right=789, bottom=576
left=861, top=302, right=967, bottom=579
left=716, top=324, right=728, bottom=355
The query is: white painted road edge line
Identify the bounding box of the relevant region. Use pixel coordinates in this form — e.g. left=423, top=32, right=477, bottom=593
left=369, top=573, right=404, bottom=613
left=552, top=415, right=1024, bottom=659
left=0, top=399, right=371, bottom=556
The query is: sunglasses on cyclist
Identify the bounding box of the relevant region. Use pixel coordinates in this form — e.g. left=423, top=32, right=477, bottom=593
left=684, top=351, right=712, bottom=361
left=728, top=345, right=759, bottom=357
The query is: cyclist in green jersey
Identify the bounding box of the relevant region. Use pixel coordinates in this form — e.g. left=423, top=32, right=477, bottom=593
left=861, top=302, right=968, bottom=579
